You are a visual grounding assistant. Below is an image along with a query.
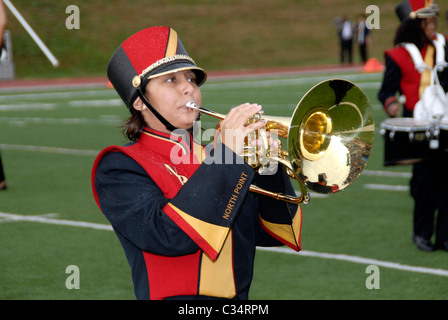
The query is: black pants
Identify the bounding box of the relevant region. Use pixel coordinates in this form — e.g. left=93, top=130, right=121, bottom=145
left=340, top=39, right=353, bottom=64
left=359, top=43, right=367, bottom=63
left=411, top=153, right=448, bottom=245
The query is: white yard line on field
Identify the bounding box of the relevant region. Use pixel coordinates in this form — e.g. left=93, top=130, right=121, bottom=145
left=0, top=99, right=122, bottom=111
left=203, top=72, right=381, bottom=90
left=258, top=247, right=448, bottom=277
left=1, top=211, right=447, bottom=278
left=0, top=143, right=99, bottom=156
left=0, top=213, right=58, bottom=224
left=0, top=89, right=115, bottom=100
left=0, top=116, right=122, bottom=125
left=362, top=170, right=412, bottom=178
left=0, top=212, right=112, bottom=231
left=363, top=184, right=410, bottom=192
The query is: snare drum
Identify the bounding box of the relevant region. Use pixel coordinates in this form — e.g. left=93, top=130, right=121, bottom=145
left=380, top=118, right=432, bottom=166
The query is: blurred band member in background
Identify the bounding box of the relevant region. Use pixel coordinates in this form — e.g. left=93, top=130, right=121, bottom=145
left=378, top=0, right=448, bottom=252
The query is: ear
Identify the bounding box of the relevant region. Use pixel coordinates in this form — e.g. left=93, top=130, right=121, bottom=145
left=133, top=97, right=145, bottom=111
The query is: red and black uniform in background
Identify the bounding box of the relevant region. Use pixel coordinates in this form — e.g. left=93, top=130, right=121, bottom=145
left=92, top=128, right=302, bottom=300
left=378, top=37, right=448, bottom=250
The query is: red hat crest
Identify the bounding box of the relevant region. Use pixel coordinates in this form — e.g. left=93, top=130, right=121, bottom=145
left=395, top=0, right=439, bottom=22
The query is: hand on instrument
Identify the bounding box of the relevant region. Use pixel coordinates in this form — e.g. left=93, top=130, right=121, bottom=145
left=218, top=103, right=266, bottom=156
left=387, top=102, right=401, bottom=118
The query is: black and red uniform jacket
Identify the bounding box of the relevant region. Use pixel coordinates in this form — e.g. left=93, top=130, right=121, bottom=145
left=92, top=128, right=302, bottom=300
left=378, top=42, right=448, bottom=116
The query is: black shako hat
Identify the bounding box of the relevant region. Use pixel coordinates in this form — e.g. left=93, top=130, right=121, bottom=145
left=395, top=0, right=440, bottom=22
left=107, top=26, right=207, bottom=110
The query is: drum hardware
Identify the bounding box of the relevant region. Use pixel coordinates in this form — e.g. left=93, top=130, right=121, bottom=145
left=380, top=123, right=431, bottom=142
left=380, top=117, right=448, bottom=165
left=429, top=120, right=442, bottom=150
left=187, top=79, right=375, bottom=204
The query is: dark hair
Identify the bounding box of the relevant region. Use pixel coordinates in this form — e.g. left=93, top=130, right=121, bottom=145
left=123, top=79, right=151, bottom=141
left=123, top=107, right=145, bottom=141
left=393, top=18, right=429, bottom=49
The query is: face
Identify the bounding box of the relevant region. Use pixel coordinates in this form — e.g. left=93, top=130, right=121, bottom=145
left=137, top=69, right=202, bottom=133
left=422, top=16, right=438, bottom=40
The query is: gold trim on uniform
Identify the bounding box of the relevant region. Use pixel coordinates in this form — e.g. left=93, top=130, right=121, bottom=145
left=199, top=232, right=236, bottom=298
left=259, top=206, right=302, bottom=251
left=166, top=202, right=231, bottom=259
left=419, top=45, right=435, bottom=98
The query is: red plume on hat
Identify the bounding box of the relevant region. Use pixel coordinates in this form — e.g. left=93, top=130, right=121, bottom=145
left=395, top=0, right=440, bottom=22
left=107, top=26, right=207, bottom=110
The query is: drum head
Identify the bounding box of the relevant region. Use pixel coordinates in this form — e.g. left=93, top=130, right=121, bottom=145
left=381, top=118, right=432, bottom=131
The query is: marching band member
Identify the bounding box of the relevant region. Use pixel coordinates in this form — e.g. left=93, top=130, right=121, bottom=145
left=378, top=0, right=448, bottom=252
left=91, top=26, right=302, bottom=300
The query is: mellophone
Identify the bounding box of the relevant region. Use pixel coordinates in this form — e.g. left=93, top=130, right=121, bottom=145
left=380, top=117, right=448, bottom=166
left=188, top=79, right=375, bottom=204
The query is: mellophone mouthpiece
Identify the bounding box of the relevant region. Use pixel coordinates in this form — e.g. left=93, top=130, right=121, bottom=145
left=186, top=101, right=199, bottom=110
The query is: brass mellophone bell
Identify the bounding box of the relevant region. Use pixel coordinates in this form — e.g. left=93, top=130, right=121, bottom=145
left=187, top=79, right=375, bottom=204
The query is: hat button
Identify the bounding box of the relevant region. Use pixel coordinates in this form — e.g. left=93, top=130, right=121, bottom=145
left=132, top=76, right=141, bottom=88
